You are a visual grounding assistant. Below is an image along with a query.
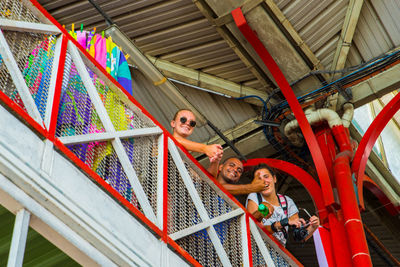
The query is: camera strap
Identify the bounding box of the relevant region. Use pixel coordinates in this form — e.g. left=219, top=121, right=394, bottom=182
left=277, top=194, right=288, bottom=217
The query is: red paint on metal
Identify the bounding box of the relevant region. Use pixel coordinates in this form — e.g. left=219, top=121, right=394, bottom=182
left=327, top=212, right=352, bottom=266
left=352, top=92, right=400, bottom=209
left=162, top=133, right=169, bottom=241
left=251, top=217, right=304, bottom=266
left=316, top=226, right=336, bottom=267
left=53, top=138, right=163, bottom=237
left=334, top=156, right=372, bottom=267
left=245, top=214, right=253, bottom=267
left=363, top=175, right=398, bottom=215
left=244, top=158, right=328, bottom=222
left=0, top=90, right=47, bottom=137
left=29, top=0, right=165, bottom=132
left=48, top=35, right=68, bottom=141
left=331, top=125, right=352, bottom=153
left=165, top=236, right=202, bottom=267
left=231, top=7, right=335, bottom=209
left=315, top=126, right=336, bottom=183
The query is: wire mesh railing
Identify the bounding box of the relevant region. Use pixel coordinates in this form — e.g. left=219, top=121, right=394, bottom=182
left=0, top=0, right=301, bottom=266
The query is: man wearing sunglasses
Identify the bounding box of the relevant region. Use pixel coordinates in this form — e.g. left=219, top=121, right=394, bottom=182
left=171, top=109, right=223, bottom=176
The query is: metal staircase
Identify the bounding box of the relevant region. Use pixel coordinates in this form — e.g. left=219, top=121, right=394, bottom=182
left=0, top=1, right=300, bottom=266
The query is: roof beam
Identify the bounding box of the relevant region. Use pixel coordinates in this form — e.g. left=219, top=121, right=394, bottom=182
left=262, top=0, right=329, bottom=81
left=331, top=0, right=364, bottom=79
left=337, top=62, right=400, bottom=108
left=105, top=25, right=209, bottom=124
left=192, top=0, right=274, bottom=91
left=146, top=55, right=271, bottom=106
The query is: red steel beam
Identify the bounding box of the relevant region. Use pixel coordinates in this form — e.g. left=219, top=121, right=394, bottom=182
left=232, top=8, right=335, bottom=209
left=352, top=92, right=400, bottom=209
left=334, top=155, right=372, bottom=266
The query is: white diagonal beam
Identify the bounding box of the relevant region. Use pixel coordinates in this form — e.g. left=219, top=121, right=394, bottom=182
left=7, top=209, right=31, bottom=267
left=59, top=127, right=162, bottom=145
left=168, top=138, right=232, bottom=266
left=44, top=35, right=63, bottom=128
left=68, top=42, right=157, bottom=223
left=0, top=30, right=42, bottom=123
left=156, top=134, right=165, bottom=228
left=0, top=19, right=60, bottom=34
left=249, top=219, right=276, bottom=267
left=240, top=215, right=250, bottom=267
left=170, top=209, right=244, bottom=241
left=331, top=0, right=364, bottom=78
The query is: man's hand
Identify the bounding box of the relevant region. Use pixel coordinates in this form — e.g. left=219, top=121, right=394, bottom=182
left=250, top=176, right=267, bottom=192
left=204, top=144, right=223, bottom=159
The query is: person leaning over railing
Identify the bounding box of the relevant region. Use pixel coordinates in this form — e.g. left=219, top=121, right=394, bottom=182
left=215, top=157, right=268, bottom=195
left=171, top=109, right=223, bottom=177
left=246, top=164, right=320, bottom=246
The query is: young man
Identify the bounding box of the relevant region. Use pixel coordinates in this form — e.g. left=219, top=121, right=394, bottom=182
left=171, top=109, right=223, bottom=176
left=216, top=157, right=267, bottom=195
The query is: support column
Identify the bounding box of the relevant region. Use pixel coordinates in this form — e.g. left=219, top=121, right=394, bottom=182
left=7, top=209, right=31, bottom=267
left=334, top=156, right=372, bottom=266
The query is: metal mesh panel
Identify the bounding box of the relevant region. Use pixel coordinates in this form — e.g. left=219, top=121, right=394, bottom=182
left=176, top=230, right=223, bottom=267
left=121, top=136, right=159, bottom=215
left=0, top=0, right=40, bottom=23
left=55, top=52, right=105, bottom=137
left=250, top=235, right=267, bottom=267
left=1, top=30, right=55, bottom=112
left=214, top=217, right=243, bottom=267
left=21, top=34, right=56, bottom=119
left=167, top=153, right=202, bottom=234
left=187, top=165, right=233, bottom=219
left=268, top=246, right=290, bottom=267
left=88, top=68, right=155, bottom=130
left=250, top=232, right=291, bottom=267
left=0, top=51, right=24, bottom=110
left=67, top=141, right=140, bottom=209
left=251, top=231, right=291, bottom=267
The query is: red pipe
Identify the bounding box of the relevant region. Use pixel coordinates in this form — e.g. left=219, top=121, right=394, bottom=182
left=331, top=125, right=352, bottom=153
left=327, top=213, right=352, bottom=266
left=334, top=154, right=372, bottom=267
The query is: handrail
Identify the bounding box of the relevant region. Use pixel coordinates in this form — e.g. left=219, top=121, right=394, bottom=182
left=0, top=1, right=302, bottom=266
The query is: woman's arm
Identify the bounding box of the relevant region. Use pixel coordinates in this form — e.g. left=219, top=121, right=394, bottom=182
left=174, top=136, right=223, bottom=158
left=304, top=215, right=320, bottom=241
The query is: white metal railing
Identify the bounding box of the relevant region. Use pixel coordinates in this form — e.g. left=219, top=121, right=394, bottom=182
left=0, top=0, right=300, bottom=266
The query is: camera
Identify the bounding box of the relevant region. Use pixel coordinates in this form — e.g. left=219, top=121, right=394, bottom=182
left=292, top=226, right=309, bottom=242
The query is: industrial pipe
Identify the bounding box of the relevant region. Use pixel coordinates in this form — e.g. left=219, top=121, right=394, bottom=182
left=285, top=107, right=343, bottom=147
left=334, top=153, right=372, bottom=267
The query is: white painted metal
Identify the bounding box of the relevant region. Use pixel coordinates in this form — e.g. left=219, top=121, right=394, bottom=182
left=0, top=103, right=189, bottom=266
left=40, top=139, right=54, bottom=176
left=156, top=134, right=164, bottom=228
left=249, top=219, right=276, bottom=267
left=170, top=208, right=244, bottom=241
left=0, top=19, right=60, bottom=34
left=0, top=30, right=42, bottom=123
left=240, top=215, right=250, bottom=267
left=7, top=209, right=30, bottom=267
left=69, top=41, right=157, bottom=223
left=168, top=138, right=232, bottom=267
left=44, top=35, right=63, bottom=129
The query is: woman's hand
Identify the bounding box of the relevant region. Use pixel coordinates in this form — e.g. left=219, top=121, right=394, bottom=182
left=204, top=144, right=223, bottom=159
left=308, top=215, right=320, bottom=230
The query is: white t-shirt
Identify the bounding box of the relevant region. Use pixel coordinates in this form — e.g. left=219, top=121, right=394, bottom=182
left=246, top=192, right=298, bottom=246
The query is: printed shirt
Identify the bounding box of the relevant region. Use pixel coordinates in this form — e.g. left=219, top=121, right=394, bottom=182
left=246, top=193, right=298, bottom=246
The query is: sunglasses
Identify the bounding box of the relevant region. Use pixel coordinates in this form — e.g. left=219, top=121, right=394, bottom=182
left=180, top=117, right=197, bottom=127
